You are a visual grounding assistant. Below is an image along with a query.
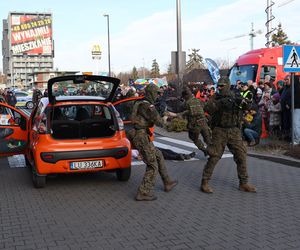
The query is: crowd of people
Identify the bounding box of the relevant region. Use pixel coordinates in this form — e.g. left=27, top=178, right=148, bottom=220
left=116, top=73, right=299, bottom=146
left=0, top=88, right=17, bottom=107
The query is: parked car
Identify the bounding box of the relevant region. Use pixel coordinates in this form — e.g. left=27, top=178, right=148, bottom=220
left=0, top=75, right=137, bottom=188
left=14, top=90, right=34, bottom=109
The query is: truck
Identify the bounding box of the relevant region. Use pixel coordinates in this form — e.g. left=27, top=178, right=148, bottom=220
left=229, top=46, right=289, bottom=85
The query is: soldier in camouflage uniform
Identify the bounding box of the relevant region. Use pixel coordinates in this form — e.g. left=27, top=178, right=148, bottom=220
left=129, top=84, right=178, bottom=201
left=200, top=77, right=257, bottom=193
left=178, top=88, right=211, bottom=155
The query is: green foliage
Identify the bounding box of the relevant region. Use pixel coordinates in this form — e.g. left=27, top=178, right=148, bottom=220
left=131, top=66, right=138, bottom=80
left=150, top=59, right=160, bottom=78
left=186, top=48, right=206, bottom=72
left=166, top=117, right=188, bottom=132
left=271, top=23, right=291, bottom=46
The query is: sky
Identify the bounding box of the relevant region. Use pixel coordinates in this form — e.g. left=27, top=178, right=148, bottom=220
left=1, top=0, right=299, bottom=75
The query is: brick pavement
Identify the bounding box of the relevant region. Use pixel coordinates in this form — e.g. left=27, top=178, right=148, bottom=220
left=0, top=150, right=300, bottom=249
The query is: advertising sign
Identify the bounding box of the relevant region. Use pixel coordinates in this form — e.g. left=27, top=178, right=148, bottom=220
left=92, top=44, right=101, bottom=60
left=10, top=13, right=53, bottom=55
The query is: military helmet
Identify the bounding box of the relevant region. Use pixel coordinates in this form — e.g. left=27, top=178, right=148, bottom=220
left=217, top=77, right=230, bottom=86
left=144, top=84, right=162, bottom=104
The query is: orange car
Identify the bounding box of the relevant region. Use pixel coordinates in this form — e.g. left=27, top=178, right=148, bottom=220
left=0, top=75, right=137, bottom=188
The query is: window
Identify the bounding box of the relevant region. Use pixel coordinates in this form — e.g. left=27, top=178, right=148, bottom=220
left=259, top=66, right=276, bottom=82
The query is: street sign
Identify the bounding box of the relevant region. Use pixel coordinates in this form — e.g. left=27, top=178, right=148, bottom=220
left=283, top=45, right=300, bottom=72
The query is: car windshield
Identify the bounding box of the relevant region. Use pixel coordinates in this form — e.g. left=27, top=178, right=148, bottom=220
left=51, top=79, right=113, bottom=99
left=229, top=64, right=258, bottom=84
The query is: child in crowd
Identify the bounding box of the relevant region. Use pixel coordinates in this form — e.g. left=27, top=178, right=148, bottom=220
left=268, top=93, right=282, bottom=138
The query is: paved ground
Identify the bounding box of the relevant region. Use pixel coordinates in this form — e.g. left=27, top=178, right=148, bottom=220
left=0, top=130, right=300, bottom=249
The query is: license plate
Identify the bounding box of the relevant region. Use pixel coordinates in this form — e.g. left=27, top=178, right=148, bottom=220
left=70, top=160, right=103, bottom=170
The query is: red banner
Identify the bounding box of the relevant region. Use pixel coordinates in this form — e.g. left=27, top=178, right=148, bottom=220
left=10, top=14, right=53, bottom=55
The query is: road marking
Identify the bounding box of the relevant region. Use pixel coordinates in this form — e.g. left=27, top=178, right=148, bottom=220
left=154, top=141, right=193, bottom=154
left=157, top=137, right=233, bottom=158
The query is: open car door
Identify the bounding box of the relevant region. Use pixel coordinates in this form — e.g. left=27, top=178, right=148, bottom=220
left=0, top=103, right=28, bottom=157
left=113, top=96, right=154, bottom=141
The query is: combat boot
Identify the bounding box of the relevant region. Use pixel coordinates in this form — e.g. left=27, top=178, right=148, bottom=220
left=164, top=180, right=178, bottom=192
left=239, top=183, right=257, bottom=193
left=135, top=192, right=157, bottom=201
left=200, top=179, right=214, bottom=193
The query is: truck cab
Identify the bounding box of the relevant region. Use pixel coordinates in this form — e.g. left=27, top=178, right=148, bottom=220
left=229, top=46, right=288, bottom=85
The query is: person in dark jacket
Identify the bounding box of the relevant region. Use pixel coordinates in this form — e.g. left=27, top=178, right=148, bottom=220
left=280, top=75, right=292, bottom=140
left=294, top=76, right=300, bottom=144
left=243, top=104, right=262, bottom=146
left=6, top=91, right=17, bottom=107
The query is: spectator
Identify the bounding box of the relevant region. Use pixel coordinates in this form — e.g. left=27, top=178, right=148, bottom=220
left=243, top=104, right=262, bottom=146
left=276, top=80, right=284, bottom=95
left=294, top=76, right=300, bottom=144
left=268, top=93, right=282, bottom=138
left=263, top=81, right=277, bottom=97
left=254, top=88, right=263, bottom=105
left=280, top=75, right=292, bottom=140
left=32, top=84, right=43, bottom=107
left=240, top=82, right=254, bottom=103
left=232, top=79, right=242, bottom=94
left=6, top=91, right=17, bottom=107
left=258, top=92, right=271, bottom=132
left=258, top=80, right=265, bottom=92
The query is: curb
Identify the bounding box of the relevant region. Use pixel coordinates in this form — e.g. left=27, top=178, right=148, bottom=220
left=247, top=152, right=300, bottom=168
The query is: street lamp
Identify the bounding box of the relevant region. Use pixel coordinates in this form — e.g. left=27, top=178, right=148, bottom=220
left=103, top=14, right=111, bottom=77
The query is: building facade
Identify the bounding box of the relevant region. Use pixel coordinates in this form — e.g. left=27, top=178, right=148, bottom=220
left=2, top=12, right=54, bottom=89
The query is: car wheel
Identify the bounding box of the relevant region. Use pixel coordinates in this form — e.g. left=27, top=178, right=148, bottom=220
left=32, top=172, right=46, bottom=188
left=26, top=101, right=34, bottom=109
left=116, top=167, right=131, bottom=181
left=31, top=163, right=46, bottom=188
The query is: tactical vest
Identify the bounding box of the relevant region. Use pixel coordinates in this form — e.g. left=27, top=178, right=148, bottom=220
left=213, top=96, right=242, bottom=128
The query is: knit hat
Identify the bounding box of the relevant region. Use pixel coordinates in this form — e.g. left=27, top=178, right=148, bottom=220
left=256, top=88, right=263, bottom=95
left=277, top=80, right=284, bottom=87
left=272, top=92, right=280, bottom=101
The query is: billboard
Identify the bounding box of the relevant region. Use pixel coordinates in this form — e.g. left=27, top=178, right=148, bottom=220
left=10, top=13, right=53, bottom=55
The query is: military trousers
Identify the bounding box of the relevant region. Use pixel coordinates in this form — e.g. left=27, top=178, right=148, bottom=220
left=132, top=130, right=171, bottom=195
left=202, top=127, right=249, bottom=184
left=188, top=123, right=212, bottom=152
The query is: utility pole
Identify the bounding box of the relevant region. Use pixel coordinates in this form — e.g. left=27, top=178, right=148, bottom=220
left=103, top=14, right=111, bottom=77
left=176, top=0, right=183, bottom=94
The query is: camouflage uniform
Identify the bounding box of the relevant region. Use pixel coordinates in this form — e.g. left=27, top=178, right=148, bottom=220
left=180, top=89, right=211, bottom=154
left=129, top=84, right=177, bottom=200
left=201, top=77, right=256, bottom=193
